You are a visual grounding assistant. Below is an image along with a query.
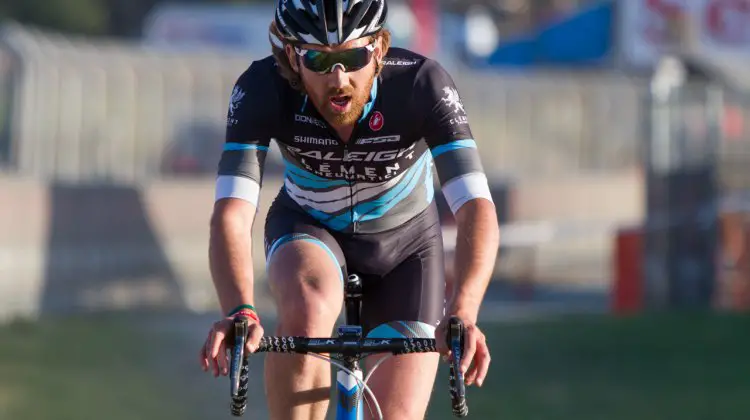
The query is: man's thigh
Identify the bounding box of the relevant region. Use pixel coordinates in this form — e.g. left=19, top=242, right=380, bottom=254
left=262, top=201, right=350, bottom=418
left=361, top=244, right=445, bottom=420
left=264, top=201, right=348, bottom=331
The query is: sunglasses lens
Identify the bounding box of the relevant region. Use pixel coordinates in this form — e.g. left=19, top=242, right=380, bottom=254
left=302, top=46, right=372, bottom=73
left=302, top=50, right=331, bottom=73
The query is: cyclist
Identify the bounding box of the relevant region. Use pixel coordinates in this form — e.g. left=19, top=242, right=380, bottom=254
left=199, top=0, right=499, bottom=418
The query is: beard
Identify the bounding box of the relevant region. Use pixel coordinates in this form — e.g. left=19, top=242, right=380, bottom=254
left=308, top=73, right=376, bottom=128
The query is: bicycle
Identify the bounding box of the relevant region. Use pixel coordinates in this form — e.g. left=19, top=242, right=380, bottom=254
left=227, top=273, right=469, bottom=419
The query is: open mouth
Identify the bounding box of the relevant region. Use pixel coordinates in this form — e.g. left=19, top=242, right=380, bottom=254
left=329, top=95, right=352, bottom=113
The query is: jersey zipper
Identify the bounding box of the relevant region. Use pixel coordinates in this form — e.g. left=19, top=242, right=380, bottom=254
left=315, top=109, right=364, bottom=234
left=342, top=143, right=356, bottom=233
left=342, top=122, right=364, bottom=234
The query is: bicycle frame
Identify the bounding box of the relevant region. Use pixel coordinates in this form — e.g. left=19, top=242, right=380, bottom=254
left=229, top=273, right=468, bottom=419
left=337, top=272, right=365, bottom=420
left=335, top=327, right=366, bottom=420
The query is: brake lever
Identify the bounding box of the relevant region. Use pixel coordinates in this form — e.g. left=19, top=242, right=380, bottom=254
left=230, top=317, right=249, bottom=416
left=447, top=316, right=468, bottom=417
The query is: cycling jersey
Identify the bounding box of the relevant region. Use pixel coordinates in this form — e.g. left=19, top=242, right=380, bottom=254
left=216, top=47, right=493, bottom=234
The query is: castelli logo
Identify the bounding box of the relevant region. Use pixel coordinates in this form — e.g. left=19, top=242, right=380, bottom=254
left=369, top=111, right=384, bottom=131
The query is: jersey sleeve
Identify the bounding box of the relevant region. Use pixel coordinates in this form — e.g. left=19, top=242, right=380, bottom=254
left=215, top=61, right=279, bottom=207
left=414, top=59, right=493, bottom=215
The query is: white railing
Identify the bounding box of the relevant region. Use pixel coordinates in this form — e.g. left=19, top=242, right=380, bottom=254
left=0, top=22, right=646, bottom=183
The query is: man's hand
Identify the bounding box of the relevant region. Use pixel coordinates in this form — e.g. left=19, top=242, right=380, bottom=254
left=436, top=315, right=491, bottom=388
left=199, top=316, right=264, bottom=377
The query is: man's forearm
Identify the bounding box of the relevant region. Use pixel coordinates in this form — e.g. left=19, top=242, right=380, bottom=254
left=209, top=206, right=256, bottom=316
left=449, top=199, right=500, bottom=324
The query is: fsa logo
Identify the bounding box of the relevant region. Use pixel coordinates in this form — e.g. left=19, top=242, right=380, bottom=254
left=355, top=135, right=400, bottom=145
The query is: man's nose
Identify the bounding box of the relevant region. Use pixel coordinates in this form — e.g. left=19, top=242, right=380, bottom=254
left=327, top=64, right=349, bottom=89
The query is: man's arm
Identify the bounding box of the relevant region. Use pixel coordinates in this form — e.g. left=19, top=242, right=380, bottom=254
left=450, top=198, right=500, bottom=324
left=414, top=58, right=499, bottom=321
left=415, top=58, right=496, bottom=386
left=210, top=59, right=277, bottom=316
left=209, top=198, right=257, bottom=315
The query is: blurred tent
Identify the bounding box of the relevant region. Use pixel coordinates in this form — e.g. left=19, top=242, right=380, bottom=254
left=452, top=0, right=615, bottom=67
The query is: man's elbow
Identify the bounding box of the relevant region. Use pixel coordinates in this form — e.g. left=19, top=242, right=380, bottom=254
left=455, top=197, right=497, bottom=223
left=456, top=198, right=499, bottom=238
left=210, top=198, right=256, bottom=235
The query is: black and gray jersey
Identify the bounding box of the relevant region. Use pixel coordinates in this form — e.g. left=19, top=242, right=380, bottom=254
left=216, top=47, right=492, bottom=234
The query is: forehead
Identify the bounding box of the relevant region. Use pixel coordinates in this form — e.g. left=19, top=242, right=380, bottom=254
left=299, top=36, right=373, bottom=52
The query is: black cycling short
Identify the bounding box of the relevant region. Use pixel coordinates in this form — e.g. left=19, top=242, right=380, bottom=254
left=264, top=189, right=445, bottom=339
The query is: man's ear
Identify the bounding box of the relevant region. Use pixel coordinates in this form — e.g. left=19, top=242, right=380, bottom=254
left=375, top=37, right=384, bottom=62
left=285, top=44, right=300, bottom=73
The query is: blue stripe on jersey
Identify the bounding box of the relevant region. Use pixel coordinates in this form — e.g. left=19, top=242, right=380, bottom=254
left=306, top=207, right=352, bottom=231
left=357, top=153, right=431, bottom=222
left=430, top=139, right=476, bottom=158
left=425, top=155, right=435, bottom=203
left=304, top=153, right=430, bottom=231
left=224, top=142, right=269, bottom=152
left=284, top=160, right=349, bottom=189
left=357, top=78, right=379, bottom=123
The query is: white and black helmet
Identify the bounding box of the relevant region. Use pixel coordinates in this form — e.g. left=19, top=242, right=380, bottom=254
left=275, top=0, right=388, bottom=46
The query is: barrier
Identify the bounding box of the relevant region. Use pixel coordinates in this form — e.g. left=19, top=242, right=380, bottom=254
left=0, top=23, right=645, bottom=182
left=612, top=226, right=643, bottom=314
left=612, top=194, right=750, bottom=314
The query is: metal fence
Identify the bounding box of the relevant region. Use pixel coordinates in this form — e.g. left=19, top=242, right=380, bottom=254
left=642, top=79, right=750, bottom=309
left=0, top=23, right=656, bottom=304
left=3, top=23, right=750, bottom=317
left=454, top=70, right=645, bottom=177
left=0, top=23, right=250, bottom=182
left=0, top=23, right=646, bottom=184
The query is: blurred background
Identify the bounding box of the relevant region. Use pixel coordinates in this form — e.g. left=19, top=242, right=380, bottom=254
left=2, top=0, right=750, bottom=419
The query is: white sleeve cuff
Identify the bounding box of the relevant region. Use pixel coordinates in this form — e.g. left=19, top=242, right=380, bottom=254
left=215, top=175, right=261, bottom=207
left=441, top=172, right=493, bottom=214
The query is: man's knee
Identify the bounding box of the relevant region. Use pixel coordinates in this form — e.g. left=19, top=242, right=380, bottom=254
left=267, top=238, right=343, bottom=336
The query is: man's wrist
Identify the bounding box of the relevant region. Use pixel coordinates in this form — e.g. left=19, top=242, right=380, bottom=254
left=447, top=302, right=480, bottom=325
left=448, top=278, right=488, bottom=325
left=226, top=303, right=257, bottom=317
left=233, top=309, right=260, bottom=323
left=226, top=303, right=260, bottom=323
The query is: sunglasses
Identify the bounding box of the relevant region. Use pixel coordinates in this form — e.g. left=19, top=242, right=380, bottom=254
left=295, top=43, right=376, bottom=74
